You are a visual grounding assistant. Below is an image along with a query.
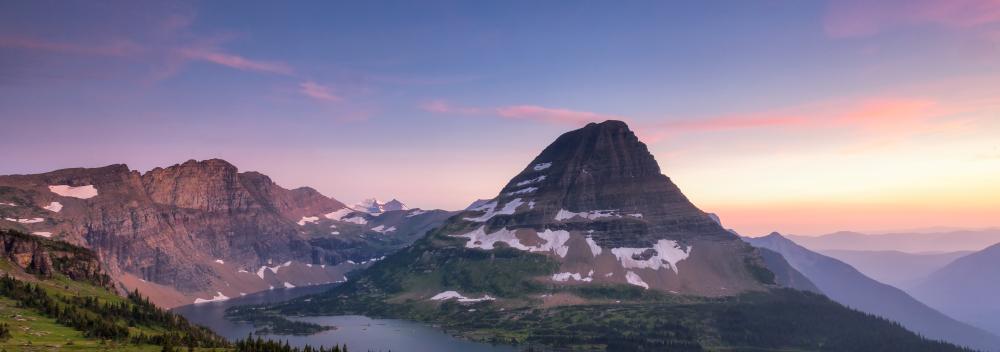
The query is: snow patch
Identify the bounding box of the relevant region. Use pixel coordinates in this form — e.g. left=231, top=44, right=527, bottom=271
left=611, top=240, right=691, bottom=274
left=297, top=216, right=319, bottom=226
left=555, top=209, right=617, bottom=221
left=323, top=208, right=354, bottom=221
left=406, top=209, right=427, bottom=217
left=5, top=218, right=44, bottom=224
left=43, top=202, right=63, bottom=213
left=625, top=271, right=649, bottom=289
left=371, top=225, right=396, bottom=233
left=342, top=215, right=368, bottom=225
left=505, top=187, right=538, bottom=197
left=32, top=232, right=52, bottom=238
left=194, top=291, right=230, bottom=304
left=330, top=231, right=340, bottom=235
left=214, top=259, right=225, bottom=264
left=533, top=162, right=552, bottom=171
left=48, top=185, right=98, bottom=199
left=585, top=236, right=603, bottom=256
left=283, top=282, right=296, bottom=288
left=0, top=202, right=15, bottom=206
left=237, top=269, right=249, bottom=274
left=256, top=261, right=293, bottom=279
left=516, top=175, right=546, bottom=186
left=454, top=227, right=571, bottom=258
left=463, top=198, right=525, bottom=222
left=552, top=270, right=594, bottom=282
left=430, top=291, right=495, bottom=303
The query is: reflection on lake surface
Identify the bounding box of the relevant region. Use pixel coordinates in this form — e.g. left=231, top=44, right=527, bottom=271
left=172, top=284, right=517, bottom=352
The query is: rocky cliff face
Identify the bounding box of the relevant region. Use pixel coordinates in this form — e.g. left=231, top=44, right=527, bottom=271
left=0, top=159, right=452, bottom=307
left=0, top=230, right=110, bottom=288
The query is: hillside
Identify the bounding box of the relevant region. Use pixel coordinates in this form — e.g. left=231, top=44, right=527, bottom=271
left=0, top=229, right=226, bottom=350
left=0, top=159, right=452, bottom=307
left=820, top=249, right=969, bottom=288
left=232, top=121, right=971, bottom=351
left=747, top=233, right=1000, bottom=351
left=911, top=242, right=1000, bottom=337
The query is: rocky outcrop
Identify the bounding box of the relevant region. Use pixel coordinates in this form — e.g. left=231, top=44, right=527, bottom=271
left=0, top=230, right=110, bottom=288
left=0, top=159, right=450, bottom=307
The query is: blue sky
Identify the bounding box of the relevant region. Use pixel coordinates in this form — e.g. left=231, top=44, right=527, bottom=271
left=2, top=0, right=999, bottom=235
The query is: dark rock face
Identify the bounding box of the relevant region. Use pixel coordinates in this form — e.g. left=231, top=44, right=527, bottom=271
left=495, top=120, right=728, bottom=248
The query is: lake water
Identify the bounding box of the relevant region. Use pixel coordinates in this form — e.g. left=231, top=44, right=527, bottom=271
left=172, top=284, right=517, bottom=352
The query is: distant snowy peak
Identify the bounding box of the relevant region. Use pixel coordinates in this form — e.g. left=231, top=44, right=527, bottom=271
left=351, top=198, right=383, bottom=213
left=383, top=199, right=407, bottom=211
left=351, top=198, right=408, bottom=213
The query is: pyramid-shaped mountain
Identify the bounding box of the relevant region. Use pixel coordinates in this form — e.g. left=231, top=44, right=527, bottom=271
left=444, top=120, right=770, bottom=296
left=253, top=121, right=968, bottom=351
left=285, top=121, right=775, bottom=305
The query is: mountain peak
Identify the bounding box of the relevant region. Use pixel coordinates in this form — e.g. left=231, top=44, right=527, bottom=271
left=483, top=119, right=722, bottom=247
left=375, top=122, right=777, bottom=296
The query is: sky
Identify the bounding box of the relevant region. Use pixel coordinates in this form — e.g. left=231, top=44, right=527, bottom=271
left=1, top=1, right=998, bottom=236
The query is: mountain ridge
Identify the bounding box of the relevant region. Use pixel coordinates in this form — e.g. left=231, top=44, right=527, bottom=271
left=746, top=232, right=1000, bottom=351
left=0, top=158, right=453, bottom=308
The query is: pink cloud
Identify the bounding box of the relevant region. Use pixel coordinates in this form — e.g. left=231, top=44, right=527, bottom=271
left=825, top=0, right=1000, bottom=38
left=420, top=100, right=483, bottom=114
left=495, top=105, right=622, bottom=125
left=637, top=96, right=974, bottom=146
left=177, top=47, right=293, bottom=75
left=657, top=115, right=810, bottom=132
left=420, top=100, right=620, bottom=125
left=0, top=35, right=141, bottom=57
left=299, top=81, right=343, bottom=102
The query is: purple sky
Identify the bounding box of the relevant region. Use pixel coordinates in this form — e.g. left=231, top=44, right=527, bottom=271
left=1, top=1, right=999, bottom=235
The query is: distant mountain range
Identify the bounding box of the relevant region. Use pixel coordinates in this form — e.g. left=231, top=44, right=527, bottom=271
left=820, top=249, right=970, bottom=288
left=747, top=233, right=1000, bottom=351
left=0, top=159, right=452, bottom=307
left=911, top=242, right=1000, bottom=338
left=351, top=198, right=408, bottom=213
left=787, top=229, right=1000, bottom=253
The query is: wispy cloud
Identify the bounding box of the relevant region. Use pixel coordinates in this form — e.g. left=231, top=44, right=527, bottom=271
left=420, top=100, right=621, bottom=125
left=496, top=105, right=623, bottom=125
left=176, top=47, right=293, bottom=75
left=637, top=96, right=978, bottom=149
left=825, top=0, right=1000, bottom=38
left=420, top=100, right=483, bottom=114
left=299, top=81, right=342, bottom=102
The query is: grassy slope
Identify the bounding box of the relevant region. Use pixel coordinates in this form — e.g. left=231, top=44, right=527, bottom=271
left=0, top=230, right=226, bottom=351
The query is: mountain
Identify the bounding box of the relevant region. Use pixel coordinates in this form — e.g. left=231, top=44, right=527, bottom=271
left=788, top=229, right=1000, bottom=253
left=340, top=119, right=774, bottom=297
left=910, top=242, right=1000, bottom=337
left=351, top=198, right=408, bottom=213
left=821, top=249, right=970, bottom=288
left=747, top=232, right=1000, bottom=351
left=241, top=121, right=967, bottom=351
left=0, top=159, right=452, bottom=307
